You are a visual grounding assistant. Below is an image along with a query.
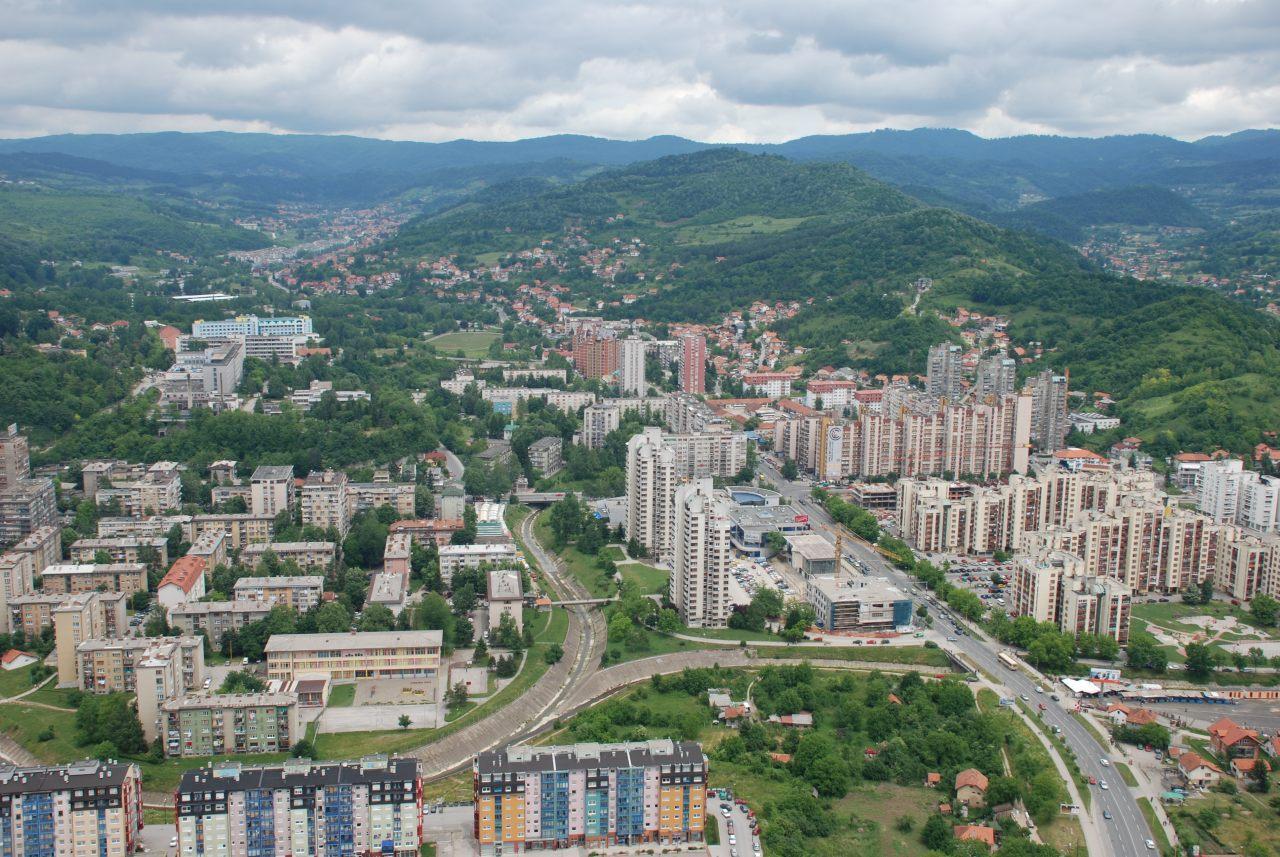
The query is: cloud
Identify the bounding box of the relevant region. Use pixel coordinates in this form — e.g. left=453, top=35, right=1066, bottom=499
left=0, top=0, right=1276, bottom=140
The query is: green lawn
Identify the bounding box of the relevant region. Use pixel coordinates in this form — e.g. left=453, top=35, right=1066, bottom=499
left=427, top=329, right=500, bottom=359
left=674, top=216, right=807, bottom=246
left=0, top=665, right=39, bottom=698
left=534, top=510, right=616, bottom=597
left=607, top=626, right=708, bottom=665
left=1139, top=797, right=1173, bottom=855
left=754, top=645, right=953, bottom=668
left=1116, top=761, right=1139, bottom=788
left=618, top=562, right=668, bottom=595
left=327, top=683, right=355, bottom=707
left=422, top=770, right=473, bottom=804
left=1072, top=711, right=1112, bottom=752
left=674, top=626, right=779, bottom=643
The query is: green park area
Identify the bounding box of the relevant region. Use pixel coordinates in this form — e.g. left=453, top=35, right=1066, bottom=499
left=426, top=329, right=500, bottom=358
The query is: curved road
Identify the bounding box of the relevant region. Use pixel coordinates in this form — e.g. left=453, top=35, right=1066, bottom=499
left=410, top=509, right=606, bottom=779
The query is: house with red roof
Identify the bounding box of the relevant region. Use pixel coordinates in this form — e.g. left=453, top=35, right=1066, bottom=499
left=0, top=650, right=37, bottom=672
left=157, top=555, right=207, bottom=612
left=953, top=825, right=996, bottom=851
left=1175, top=750, right=1223, bottom=790
left=1209, top=717, right=1262, bottom=759
left=955, top=769, right=989, bottom=808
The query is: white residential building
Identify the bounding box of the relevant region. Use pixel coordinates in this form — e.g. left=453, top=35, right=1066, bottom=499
left=618, top=337, right=647, bottom=396
left=669, top=479, right=731, bottom=628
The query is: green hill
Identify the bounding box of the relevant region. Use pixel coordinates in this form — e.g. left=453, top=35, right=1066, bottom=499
left=388, top=149, right=919, bottom=258
left=0, top=185, right=268, bottom=264
left=988, top=185, right=1213, bottom=241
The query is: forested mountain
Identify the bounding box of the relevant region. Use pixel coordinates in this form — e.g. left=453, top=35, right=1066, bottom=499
left=0, top=185, right=268, bottom=265
left=2, top=128, right=1276, bottom=211
left=985, top=186, right=1214, bottom=242
left=394, top=147, right=1280, bottom=453
left=388, top=149, right=918, bottom=258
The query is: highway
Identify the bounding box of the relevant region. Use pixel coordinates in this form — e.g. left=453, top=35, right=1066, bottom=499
left=758, top=458, right=1157, bottom=857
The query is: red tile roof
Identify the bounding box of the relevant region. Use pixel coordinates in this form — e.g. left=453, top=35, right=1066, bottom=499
left=954, top=825, right=996, bottom=847
left=956, top=768, right=989, bottom=791
left=159, top=555, right=206, bottom=594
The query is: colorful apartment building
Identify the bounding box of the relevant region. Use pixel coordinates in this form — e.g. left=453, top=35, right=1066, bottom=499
left=473, top=740, right=707, bottom=854
left=176, top=756, right=422, bottom=857
left=0, top=760, right=142, bottom=857
left=263, top=631, right=443, bottom=686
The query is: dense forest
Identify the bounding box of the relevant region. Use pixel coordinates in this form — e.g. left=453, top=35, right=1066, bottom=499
left=987, top=185, right=1213, bottom=242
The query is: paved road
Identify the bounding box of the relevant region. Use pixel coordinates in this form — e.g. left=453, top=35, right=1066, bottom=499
left=411, top=509, right=606, bottom=779
left=758, top=458, right=1157, bottom=857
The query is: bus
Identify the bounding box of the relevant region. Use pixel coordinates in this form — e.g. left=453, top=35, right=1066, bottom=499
left=997, top=652, right=1019, bottom=670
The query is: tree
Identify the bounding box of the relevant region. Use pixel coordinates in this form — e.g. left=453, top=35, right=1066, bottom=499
left=446, top=682, right=468, bottom=711
left=291, top=739, right=315, bottom=758
left=1185, top=642, right=1215, bottom=680
left=1127, top=634, right=1169, bottom=673
left=544, top=644, right=564, bottom=664
left=763, top=530, right=788, bottom=555
left=358, top=604, right=396, bottom=632
left=1251, top=593, right=1279, bottom=627
left=806, top=754, right=850, bottom=798
left=314, top=601, right=352, bottom=633
left=920, top=814, right=953, bottom=852
left=219, top=670, right=266, bottom=694
left=781, top=459, right=799, bottom=480
left=398, top=714, right=412, bottom=729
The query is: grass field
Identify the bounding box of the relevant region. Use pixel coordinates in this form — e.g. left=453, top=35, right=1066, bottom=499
left=327, top=683, right=356, bottom=707
left=1139, top=797, right=1173, bottom=855
left=1170, top=790, right=1280, bottom=856
left=1041, top=814, right=1087, bottom=854
left=674, top=216, right=807, bottom=246
left=0, top=665, right=39, bottom=698
left=618, top=562, right=667, bottom=595
left=755, top=645, right=954, bottom=667
left=427, top=329, right=500, bottom=359
left=533, top=512, right=616, bottom=598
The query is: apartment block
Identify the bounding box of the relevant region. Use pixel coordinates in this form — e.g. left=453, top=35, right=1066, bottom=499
left=69, top=537, right=168, bottom=566
left=240, top=541, right=336, bottom=571
left=264, top=631, right=443, bottom=685
left=679, top=334, right=705, bottom=394
left=162, top=692, right=300, bottom=757
left=388, top=518, right=463, bottom=547
left=1010, top=551, right=1133, bottom=643
left=96, top=515, right=190, bottom=540
left=618, top=337, right=647, bottom=396
left=976, top=354, right=1017, bottom=397
left=77, top=636, right=205, bottom=740
left=486, top=569, right=523, bottom=635
left=742, top=371, right=794, bottom=398
left=926, top=342, right=964, bottom=400
left=438, top=544, right=521, bottom=585
left=0, top=425, right=31, bottom=491
left=186, top=513, right=274, bottom=550
left=349, top=482, right=415, bottom=517
left=670, top=480, right=732, bottom=628
left=192, top=315, right=313, bottom=339
left=10, top=525, right=61, bottom=575
left=481, top=388, right=596, bottom=415
left=186, top=529, right=227, bottom=569
left=581, top=402, right=621, bottom=450
left=0, top=477, right=57, bottom=548
left=301, top=470, right=351, bottom=536
left=0, top=552, right=34, bottom=634
left=94, top=462, right=182, bottom=517
left=1030, top=369, right=1070, bottom=453
left=473, top=740, right=706, bottom=854
left=383, top=533, right=412, bottom=576
left=625, top=428, right=677, bottom=559
left=168, top=601, right=273, bottom=649
left=0, top=760, right=142, bottom=857
left=41, top=591, right=129, bottom=686
left=232, top=575, right=324, bottom=612
left=160, top=340, right=244, bottom=408
left=249, top=464, right=294, bottom=517
left=367, top=572, right=408, bottom=616
left=527, top=437, right=564, bottom=476
left=176, top=756, right=422, bottom=857
left=41, top=563, right=148, bottom=596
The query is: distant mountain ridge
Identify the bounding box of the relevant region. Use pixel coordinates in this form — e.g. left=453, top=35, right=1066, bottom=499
left=1, top=128, right=1276, bottom=211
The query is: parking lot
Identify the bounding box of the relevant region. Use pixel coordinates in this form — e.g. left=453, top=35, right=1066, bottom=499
left=727, top=559, right=794, bottom=608
left=941, top=559, right=1014, bottom=613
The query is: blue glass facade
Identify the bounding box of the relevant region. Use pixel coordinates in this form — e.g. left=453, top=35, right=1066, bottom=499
left=244, top=789, right=275, bottom=857
left=322, top=786, right=354, bottom=857
left=614, top=768, right=646, bottom=840
left=19, top=793, right=54, bottom=857
left=538, top=772, right=568, bottom=843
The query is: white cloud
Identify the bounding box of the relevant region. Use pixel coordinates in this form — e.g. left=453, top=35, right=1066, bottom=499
left=0, top=0, right=1276, bottom=140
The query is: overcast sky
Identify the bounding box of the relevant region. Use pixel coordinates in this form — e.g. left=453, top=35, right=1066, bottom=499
left=2, top=0, right=1277, bottom=142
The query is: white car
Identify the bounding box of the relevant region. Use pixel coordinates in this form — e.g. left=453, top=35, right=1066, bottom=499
left=729, top=834, right=737, bottom=845
left=1146, top=839, right=1156, bottom=850
left=1100, top=758, right=1110, bottom=767
left=1099, top=780, right=1108, bottom=790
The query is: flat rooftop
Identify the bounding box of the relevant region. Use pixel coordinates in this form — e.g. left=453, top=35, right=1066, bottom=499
left=264, top=630, right=443, bottom=654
